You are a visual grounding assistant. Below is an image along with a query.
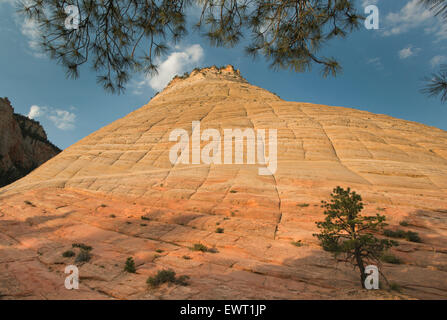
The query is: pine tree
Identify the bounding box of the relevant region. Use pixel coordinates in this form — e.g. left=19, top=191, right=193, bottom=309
left=420, top=0, right=447, bottom=103
left=17, top=0, right=362, bottom=93
left=313, top=186, right=398, bottom=288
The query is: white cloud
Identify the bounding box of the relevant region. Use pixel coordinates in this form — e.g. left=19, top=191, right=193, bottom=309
left=19, top=17, right=46, bottom=58
left=27, top=105, right=76, bottom=130
left=28, top=105, right=44, bottom=119
left=398, top=45, right=420, bottom=59
left=367, top=57, right=383, bottom=70
left=384, top=0, right=432, bottom=36
left=133, top=44, right=204, bottom=94
left=8, top=0, right=46, bottom=58
left=48, top=109, right=76, bottom=130
left=383, top=0, right=447, bottom=41
left=430, top=55, right=447, bottom=68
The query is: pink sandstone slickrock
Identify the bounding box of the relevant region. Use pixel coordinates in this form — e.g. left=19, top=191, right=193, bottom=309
left=1, top=65, right=447, bottom=299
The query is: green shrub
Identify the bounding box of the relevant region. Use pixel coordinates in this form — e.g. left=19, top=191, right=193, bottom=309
left=297, top=203, right=309, bottom=207
left=62, top=250, right=75, bottom=257
left=146, top=269, right=189, bottom=288
left=399, top=220, right=409, bottom=226
left=229, top=190, right=237, bottom=193
left=215, top=228, right=224, bottom=233
left=110, top=214, right=116, bottom=218
left=406, top=231, right=422, bottom=243
left=376, top=207, right=386, bottom=211
left=72, top=243, right=92, bottom=251
left=383, top=229, right=407, bottom=238
left=381, top=253, right=402, bottom=264
left=155, top=249, right=164, bottom=253
left=291, top=240, right=303, bottom=247
left=124, top=257, right=136, bottom=273
left=191, top=243, right=208, bottom=252
left=75, top=250, right=91, bottom=263
left=141, top=216, right=151, bottom=221
left=182, top=255, right=191, bottom=260
left=384, top=229, right=422, bottom=243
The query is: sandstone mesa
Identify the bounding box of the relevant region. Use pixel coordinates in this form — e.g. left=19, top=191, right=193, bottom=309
left=0, top=65, right=446, bottom=299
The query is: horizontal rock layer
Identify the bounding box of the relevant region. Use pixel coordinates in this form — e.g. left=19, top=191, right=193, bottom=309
left=0, top=66, right=446, bottom=299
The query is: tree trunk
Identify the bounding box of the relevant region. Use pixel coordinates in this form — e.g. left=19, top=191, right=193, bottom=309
left=355, top=248, right=366, bottom=288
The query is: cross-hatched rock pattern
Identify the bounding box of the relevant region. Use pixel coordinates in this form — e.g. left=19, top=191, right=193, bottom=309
left=0, top=65, right=446, bottom=299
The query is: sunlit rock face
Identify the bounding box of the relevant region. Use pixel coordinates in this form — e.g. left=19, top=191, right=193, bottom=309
left=0, top=66, right=446, bottom=300
left=0, top=97, right=60, bottom=187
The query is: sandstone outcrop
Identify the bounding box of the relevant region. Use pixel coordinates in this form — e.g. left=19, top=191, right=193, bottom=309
left=0, top=98, right=60, bottom=187
left=0, top=66, right=446, bottom=299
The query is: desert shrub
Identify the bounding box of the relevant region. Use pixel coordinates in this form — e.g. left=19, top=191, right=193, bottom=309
left=291, top=240, right=303, bottom=247
left=72, top=243, right=92, bottom=251
left=62, top=250, right=75, bottom=257
left=381, top=253, right=402, bottom=264
left=384, top=229, right=422, bottom=243
left=383, top=229, right=407, bottom=238
left=376, top=207, right=386, bottom=211
left=146, top=269, right=189, bottom=288
left=215, top=228, right=224, bottom=233
left=191, top=243, right=208, bottom=252
left=399, top=220, right=409, bottom=226
left=141, top=216, right=151, bottom=221
left=75, top=250, right=91, bottom=263
left=406, top=231, right=422, bottom=243
left=297, top=203, right=309, bottom=207
left=229, top=190, right=237, bottom=193
left=155, top=249, right=164, bottom=253
left=110, top=214, right=116, bottom=218
left=124, top=257, right=136, bottom=273
left=140, top=223, right=147, bottom=226
left=183, top=255, right=191, bottom=260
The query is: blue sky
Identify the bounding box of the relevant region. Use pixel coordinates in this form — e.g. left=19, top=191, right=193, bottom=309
left=1, top=0, right=447, bottom=149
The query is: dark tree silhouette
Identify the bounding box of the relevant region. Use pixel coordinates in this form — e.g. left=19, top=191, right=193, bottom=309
left=420, top=0, right=447, bottom=103
left=17, top=0, right=363, bottom=93
left=422, top=65, right=447, bottom=103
